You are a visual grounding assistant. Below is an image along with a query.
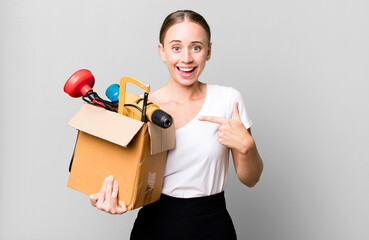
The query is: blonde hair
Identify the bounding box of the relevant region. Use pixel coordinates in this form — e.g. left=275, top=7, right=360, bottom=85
left=159, top=10, right=211, bottom=45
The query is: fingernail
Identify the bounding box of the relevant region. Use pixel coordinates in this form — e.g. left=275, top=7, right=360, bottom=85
left=109, top=175, right=114, bottom=180
left=114, top=181, right=118, bottom=185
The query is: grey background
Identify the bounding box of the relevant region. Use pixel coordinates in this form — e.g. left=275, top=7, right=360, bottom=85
left=1, top=0, right=368, bottom=239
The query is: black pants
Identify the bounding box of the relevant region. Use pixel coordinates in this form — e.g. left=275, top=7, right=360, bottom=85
left=130, top=192, right=237, bottom=240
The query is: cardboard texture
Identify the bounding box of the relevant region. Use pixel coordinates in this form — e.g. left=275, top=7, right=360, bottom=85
left=67, top=103, right=175, bottom=210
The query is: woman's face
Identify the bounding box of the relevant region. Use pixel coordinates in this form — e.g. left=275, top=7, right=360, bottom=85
left=159, top=21, right=211, bottom=86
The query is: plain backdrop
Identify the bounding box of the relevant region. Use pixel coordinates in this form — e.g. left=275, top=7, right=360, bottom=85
left=1, top=0, right=368, bottom=239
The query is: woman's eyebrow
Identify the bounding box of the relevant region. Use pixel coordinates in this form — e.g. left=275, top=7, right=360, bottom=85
left=169, top=40, right=181, bottom=44
left=191, top=41, right=204, bottom=45
left=168, top=40, right=204, bottom=45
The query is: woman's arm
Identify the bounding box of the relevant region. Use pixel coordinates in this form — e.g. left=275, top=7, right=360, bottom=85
left=199, top=102, right=263, bottom=187
left=231, top=128, right=263, bottom=187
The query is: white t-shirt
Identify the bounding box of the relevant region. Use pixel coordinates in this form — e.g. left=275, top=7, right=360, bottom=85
left=161, top=84, right=253, bottom=198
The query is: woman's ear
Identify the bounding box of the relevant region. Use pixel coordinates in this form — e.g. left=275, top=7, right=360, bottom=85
left=206, top=42, right=212, bottom=61
left=158, top=43, right=166, bottom=62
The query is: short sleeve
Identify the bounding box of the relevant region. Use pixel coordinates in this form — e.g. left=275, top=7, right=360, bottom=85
left=229, top=87, right=253, bottom=129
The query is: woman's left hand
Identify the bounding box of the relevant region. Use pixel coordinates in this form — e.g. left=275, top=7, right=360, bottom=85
left=198, top=102, right=254, bottom=154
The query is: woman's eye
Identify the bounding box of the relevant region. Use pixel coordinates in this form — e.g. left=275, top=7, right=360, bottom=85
left=172, top=47, right=180, bottom=52
left=193, top=46, right=201, bottom=51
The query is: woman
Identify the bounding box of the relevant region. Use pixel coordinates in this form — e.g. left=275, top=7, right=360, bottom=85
left=90, top=10, right=263, bottom=240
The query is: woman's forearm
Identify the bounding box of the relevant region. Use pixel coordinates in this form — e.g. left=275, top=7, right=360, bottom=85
left=231, top=136, right=263, bottom=187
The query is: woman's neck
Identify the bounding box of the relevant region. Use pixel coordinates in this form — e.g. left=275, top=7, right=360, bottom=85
left=164, top=79, right=205, bottom=104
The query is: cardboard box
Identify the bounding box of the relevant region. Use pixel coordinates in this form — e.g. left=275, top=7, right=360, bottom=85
left=67, top=103, right=175, bottom=210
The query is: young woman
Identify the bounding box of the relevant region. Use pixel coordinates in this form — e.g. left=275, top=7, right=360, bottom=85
left=90, top=10, right=263, bottom=240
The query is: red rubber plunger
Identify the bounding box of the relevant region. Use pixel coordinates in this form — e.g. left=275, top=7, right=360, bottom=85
left=64, top=69, right=95, bottom=97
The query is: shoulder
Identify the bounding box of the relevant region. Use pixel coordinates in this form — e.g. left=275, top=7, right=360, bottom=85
left=207, top=84, right=230, bottom=94
left=148, top=87, right=168, bottom=104
left=207, top=84, right=241, bottom=100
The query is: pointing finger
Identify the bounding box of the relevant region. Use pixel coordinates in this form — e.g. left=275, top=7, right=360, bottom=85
left=232, top=102, right=241, bottom=121
left=198, top=116, right=227, bottom=125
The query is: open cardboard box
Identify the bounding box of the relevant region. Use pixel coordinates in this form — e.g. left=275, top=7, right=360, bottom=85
left=67, top=103, right=175, bottom=210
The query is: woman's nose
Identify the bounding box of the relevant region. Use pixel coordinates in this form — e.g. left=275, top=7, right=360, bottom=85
left=181, top=49, right=193, bottom=63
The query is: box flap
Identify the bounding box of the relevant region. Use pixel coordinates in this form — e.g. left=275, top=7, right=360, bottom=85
left=68, top=103, right=144, bottom=147
left=148, top=122, right=176, bottom=155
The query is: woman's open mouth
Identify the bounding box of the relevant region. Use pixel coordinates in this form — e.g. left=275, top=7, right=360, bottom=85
left=177, top=66, right=196, bottom=73
left=176, top=66, right=197, bottom=78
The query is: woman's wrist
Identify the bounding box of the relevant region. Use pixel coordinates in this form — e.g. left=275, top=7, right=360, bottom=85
left=238, top=131, right=255, bottom=155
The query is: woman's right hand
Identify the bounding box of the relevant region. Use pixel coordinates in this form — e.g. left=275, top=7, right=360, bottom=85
left=90, top=175, right=127, bottom=214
